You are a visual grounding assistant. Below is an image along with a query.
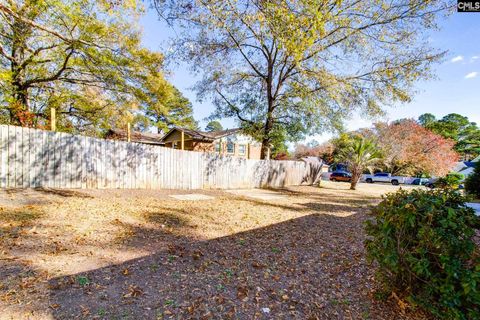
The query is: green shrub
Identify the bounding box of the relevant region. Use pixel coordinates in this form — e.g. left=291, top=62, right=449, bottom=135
left=365, top=189, right=480, bottom=319
left=465, top=162, right=480, bottom=199
left=435, top=172, right=464, bottom=189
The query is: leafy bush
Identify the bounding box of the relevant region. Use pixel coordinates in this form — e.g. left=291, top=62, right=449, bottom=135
left=365, top=189, right=480, bottom=319
left=434, top=172, right=464, bottom=189
left=465, top=162, right=480, bottom=199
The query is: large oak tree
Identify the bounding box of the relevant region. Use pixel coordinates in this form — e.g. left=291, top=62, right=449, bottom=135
left=0, top=0, right=196, bottom=136
left=155, top=0, right=452, bottom=158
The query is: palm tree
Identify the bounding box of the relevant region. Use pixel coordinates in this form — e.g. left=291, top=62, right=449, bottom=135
left=338, top=137, right=382, bottom=190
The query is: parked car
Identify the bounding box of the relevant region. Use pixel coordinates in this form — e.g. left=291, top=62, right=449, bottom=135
left=364, top=173, right=406, bottom=185
left=329, top=171, right=352, bottom=182
left=411, top=178, right=430, bottom=186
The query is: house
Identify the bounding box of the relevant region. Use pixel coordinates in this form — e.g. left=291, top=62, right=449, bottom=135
left=105, top=128, right=165, bottom=146
left=160, top=127, right=262, bottom=159
left=453, top=157, right=479, bottom=178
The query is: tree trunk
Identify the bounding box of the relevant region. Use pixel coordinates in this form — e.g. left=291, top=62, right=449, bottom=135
left=10, top=72, right=30, bottom=125
left=350, top=167, right=362, bottom=190
left=9, top=15, right=30, bottom=124
left=350, top=178, right=358, bottom=190
left=260, top=111, right=274, bottom=159
left=260, top=63, right=274, bottom=160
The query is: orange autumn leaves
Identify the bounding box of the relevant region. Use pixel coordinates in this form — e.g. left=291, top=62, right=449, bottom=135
left=374, top=120, right=458, bottom=177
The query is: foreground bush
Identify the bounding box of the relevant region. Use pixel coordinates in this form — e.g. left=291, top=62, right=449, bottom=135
left=465, top=162, right=480, bottom=199
left=365, top=189, right=480, bottom=319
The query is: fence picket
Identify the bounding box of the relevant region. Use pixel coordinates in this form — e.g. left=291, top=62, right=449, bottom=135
left=0, top=125, right=317, bottom=190
left=0, top=126, right=7, bottom=188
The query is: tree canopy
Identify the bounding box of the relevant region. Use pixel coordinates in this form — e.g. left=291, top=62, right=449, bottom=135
left=140, top=84, right=198, bottom=134
left=155, top=0, right=451, bottom=158
left=418, top=113, right=480, bottom=160
left=0, top=0, right=196, bottom=136
left=327, top=119, right=458, bottom=177
left=337, top=136, right=382, bottom=190
left=373, top=119, right=458, bottom=177
left=293, top=141, right=334, bottom=162
left=205, top=120, right=223, bottom=132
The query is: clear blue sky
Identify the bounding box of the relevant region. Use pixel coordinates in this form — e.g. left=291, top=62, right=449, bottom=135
left=139, top=9, right=479, bottom=143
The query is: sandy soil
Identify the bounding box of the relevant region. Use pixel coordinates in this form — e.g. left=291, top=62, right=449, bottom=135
left=0, top=182, right=428, bottom=319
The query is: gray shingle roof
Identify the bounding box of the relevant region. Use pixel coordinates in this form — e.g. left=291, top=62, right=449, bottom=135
left=106, top=128, right=164, bottom=145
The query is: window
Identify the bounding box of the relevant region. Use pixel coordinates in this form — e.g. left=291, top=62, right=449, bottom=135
left=226, top=142, right=235, bottom=154
left=238, top=144, right=246, bottom=156
left=215, top=142, right=221, bottom=153
left=375, top=173, right=389, bottom=177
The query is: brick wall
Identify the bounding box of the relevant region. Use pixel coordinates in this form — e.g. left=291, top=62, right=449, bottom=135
left=247, top=144, right=262, bottom=160
left=192, top=141, right=215, bottom=152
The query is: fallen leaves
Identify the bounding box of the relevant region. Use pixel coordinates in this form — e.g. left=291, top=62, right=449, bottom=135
left=251, top=261, right=266, bottom=269
left=49, top=303, right=60, bottom=310
left=391, top=292, right=408, bottom=314
left=0, top=185, right=425, bottom=319
left=236, top=285, right=249, bottom=301
left=123, top=285, right=143, bottom=298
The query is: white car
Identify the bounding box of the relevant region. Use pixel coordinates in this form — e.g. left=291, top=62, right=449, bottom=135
left=363, top=173, right=406, bottom=185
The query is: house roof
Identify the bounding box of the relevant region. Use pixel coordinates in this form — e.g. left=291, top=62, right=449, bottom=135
left=464, top=161, right=477, bottom=168
left=453, top=161, right=477, bottom=172
left=452, top=161, right=467, bottom=172
left=459, top=166, right=475, bottom=176
left=161, top=127, right=241, bottom=142
left=106, top=128, right=164, bottom=145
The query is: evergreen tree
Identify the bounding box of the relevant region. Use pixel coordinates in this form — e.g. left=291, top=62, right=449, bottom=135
left=205, top=120, right=223, bottom=132
left=465, top=162, right=480, bottom=199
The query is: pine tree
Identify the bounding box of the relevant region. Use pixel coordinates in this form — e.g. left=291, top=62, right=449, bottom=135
left=465, top=162, right=480, bottom=199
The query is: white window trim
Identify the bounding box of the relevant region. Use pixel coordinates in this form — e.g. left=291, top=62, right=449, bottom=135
left=226, top=142, right=235, bottom=154
left=238, top=144, right=246, bottom=156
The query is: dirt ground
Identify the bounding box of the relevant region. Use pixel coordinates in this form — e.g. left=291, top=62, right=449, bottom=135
left=0, top=182, right=428, bottom=320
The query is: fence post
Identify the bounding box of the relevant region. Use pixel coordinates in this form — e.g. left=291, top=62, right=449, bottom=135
left=50, top=108, right=56, bottom=131
left=127, top=122, right=131, bottom=142
left=181, top=131, right=184, bottom=150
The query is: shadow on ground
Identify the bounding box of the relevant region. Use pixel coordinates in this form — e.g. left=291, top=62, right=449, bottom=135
left=42, top=213, right=407, bottom=320
left=0, top=186, right=418, bottom=320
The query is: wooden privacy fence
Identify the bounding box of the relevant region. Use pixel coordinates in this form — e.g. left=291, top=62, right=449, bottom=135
left=0, top=125, right=322, bottom=190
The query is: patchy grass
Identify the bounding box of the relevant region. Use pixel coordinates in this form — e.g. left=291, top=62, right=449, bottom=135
left=0, top=182, right=428, bottom=319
